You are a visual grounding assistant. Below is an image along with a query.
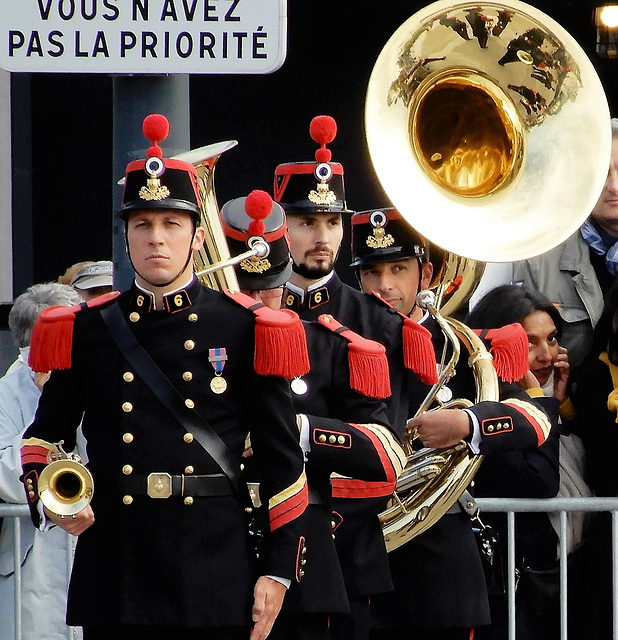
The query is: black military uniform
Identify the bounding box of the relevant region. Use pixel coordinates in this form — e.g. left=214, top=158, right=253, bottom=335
left=21, top=116, right=308, bottom=638
left=275, top=117, right=437, bottom=640
left=221, top=192, right=406, bottom=640
left=348, top=208, right=558, bottom=640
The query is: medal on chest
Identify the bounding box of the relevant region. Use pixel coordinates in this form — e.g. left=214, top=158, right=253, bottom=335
left=291, top=377, right=308, bottom=395
left=209, top=348, right=228, bottom=394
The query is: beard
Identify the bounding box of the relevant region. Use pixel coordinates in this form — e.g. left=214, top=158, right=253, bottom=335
left=292, top=259, right=334, bottom=280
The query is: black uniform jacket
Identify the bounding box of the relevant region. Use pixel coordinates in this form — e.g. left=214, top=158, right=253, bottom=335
left=276, top=318, right=405, bottom=616
left=285, top=273, right=417, bottom=597
left=371, top=313, right=558, bottom=630
left=20, top=279, right=307, bottom=629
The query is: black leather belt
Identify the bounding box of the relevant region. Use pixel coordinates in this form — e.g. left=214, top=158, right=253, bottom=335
left=120, top=473, right=233, bottom=499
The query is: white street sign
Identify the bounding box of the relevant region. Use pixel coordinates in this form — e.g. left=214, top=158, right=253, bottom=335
left=0, top=0, right=287, bottom=74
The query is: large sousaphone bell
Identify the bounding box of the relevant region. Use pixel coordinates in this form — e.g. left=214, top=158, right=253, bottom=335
left=366, top=0, right=612, bottom=263
left=367, top=0, right=612, bottom=550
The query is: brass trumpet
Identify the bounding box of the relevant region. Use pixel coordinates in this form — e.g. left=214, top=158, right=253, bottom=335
left=38, top=443, right=93, bottom=518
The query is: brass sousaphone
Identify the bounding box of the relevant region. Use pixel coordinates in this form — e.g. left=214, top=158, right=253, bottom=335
left=366, top=0, right=612, bottom=550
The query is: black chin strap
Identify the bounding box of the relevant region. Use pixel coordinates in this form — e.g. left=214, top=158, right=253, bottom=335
left=125, top=233, right=196, bottom=289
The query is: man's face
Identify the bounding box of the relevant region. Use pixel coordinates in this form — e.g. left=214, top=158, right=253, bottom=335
left=591, top=137, right=618, bottom=236
left=126, top=209, right=204, bottom=287
left=286, top=213, right=343, bottom=279
left=359, top=258, right=433, bottom=316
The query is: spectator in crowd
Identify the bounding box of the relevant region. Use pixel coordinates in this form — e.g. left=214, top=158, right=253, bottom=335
left=466, top=284, right=586, bottom=640
left=513, top=118, right=618, bottom=368
left=69, top=260, right=114, bottom=301
left=0, top=282, right=84, bottom=640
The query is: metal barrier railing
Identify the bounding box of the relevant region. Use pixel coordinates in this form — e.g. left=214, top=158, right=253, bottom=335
left=3, top=497, right=618, bottom=640
left=0, top=503, right=77, bottom=640
left=476, top=496, right=618, bottom=640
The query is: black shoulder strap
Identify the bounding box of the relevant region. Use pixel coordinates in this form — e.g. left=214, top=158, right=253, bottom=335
left=99, top=302, right=243, bottom=496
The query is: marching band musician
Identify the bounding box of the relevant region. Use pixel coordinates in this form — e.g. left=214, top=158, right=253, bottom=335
left=19, top=114, right=309, bottom=640
left=220, top=190, right=406, bottom=640
left=274, top=115, right=505, bottom=640
left=349, top=208, right=559, bottom=640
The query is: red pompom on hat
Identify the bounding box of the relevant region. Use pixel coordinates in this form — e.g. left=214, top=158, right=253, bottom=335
left=245, top=190, right=273, bottom=237
left=310, top=115, right=337, bottom=164
left=143, top=113, right=169, bottom=159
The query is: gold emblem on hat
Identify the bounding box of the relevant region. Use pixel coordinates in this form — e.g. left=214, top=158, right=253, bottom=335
left=366, top=211, right=395, bottom=249
left=308, top=182, right=337, bottom=206
left=240, top=256, right=272, bottom=274
left=139, top=175, right=170, bottom=202
left=366, top=226, right=395, bottom=249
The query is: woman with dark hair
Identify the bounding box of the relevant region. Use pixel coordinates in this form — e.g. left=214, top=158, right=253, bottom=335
left=466, top=284, right=579, bottom=640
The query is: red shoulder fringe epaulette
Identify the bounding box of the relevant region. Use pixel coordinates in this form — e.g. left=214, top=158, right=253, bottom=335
left=223, top=290, right=310, bottom=379
left=369, top=292, right=438, bottom=385
left=28, top=291, right=121, bottom=373
left=317, top=314, right=390, bottom=399
left=473, top=323, right=529, bottom=383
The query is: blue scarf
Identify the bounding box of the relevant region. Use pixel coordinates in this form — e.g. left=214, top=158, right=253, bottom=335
left=580, top=219, right=618, bottom=276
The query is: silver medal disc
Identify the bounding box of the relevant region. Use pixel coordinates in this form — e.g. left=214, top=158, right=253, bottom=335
left=291, top=378, right=308, bottom=395
left=436, top=385, right=453, bottom=403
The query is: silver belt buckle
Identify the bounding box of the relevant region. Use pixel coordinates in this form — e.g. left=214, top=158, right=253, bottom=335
left=147, top=473, right=172, bottom=498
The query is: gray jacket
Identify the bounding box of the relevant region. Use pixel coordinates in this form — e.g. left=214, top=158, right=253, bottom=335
left=513, top=230, right=604, bottom=369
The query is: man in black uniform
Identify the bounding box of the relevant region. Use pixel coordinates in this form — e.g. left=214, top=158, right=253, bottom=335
left=220, top=190, right=406, bottom=640
left=276, top=116, right=555, bottom=640
left=20, top=114, right=308, bottom=640
left=350, top=207, right=559, bottom=640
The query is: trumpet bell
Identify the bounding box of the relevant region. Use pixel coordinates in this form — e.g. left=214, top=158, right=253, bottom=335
left=38, top=459, right=94, bottom=517
left=366, top=0, right=612, bottom=263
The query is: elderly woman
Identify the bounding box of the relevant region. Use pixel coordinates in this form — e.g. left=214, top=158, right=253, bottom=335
left=0, top=282, right=84, bottom=640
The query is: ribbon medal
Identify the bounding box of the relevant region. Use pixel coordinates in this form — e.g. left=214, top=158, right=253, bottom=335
left=208, top=348, right=228, bottom=394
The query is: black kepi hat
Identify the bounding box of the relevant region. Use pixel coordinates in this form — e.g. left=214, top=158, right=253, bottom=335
left=118, top=114, right=201, bottom=222
left=274, top=115, right=353, bottom=215
left=350, top=207, right=426, bottom=268
left=221, top=190, right=292, bottom=290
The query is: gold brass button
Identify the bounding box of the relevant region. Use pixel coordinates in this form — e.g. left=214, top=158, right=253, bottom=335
left=185, top=399, right=195, bottom=409
left=319, top=434, right=327, bottom=443
left=301, top=558, right=307, bottom=565
left=185, top=466, right=194, bottom=474
left=331, top=520, right=336, bottom=529
left=122, top=402, right=133, bottom=413
left=184, top=433, right=194, bottom=443
left=129, top=312, right=140, bottom=323
left=182, top=371, right=193, bottom=381
left=123, top=372, right=134, bottom=382
left=486, top=425, right=494, bottom=432
left=338, top=436, right=345, bottom=445
left=28, top=490, right=35, bottom=498
left=240, top=463, right=245, bottom=471
left=123, top=495, right=133, bottom=505
left=26, top=478, right=33, bottom=485
left=123, top=433, right=134, bottom=443
left=188, top=313, right=198, bottom=322
left=329, top=435, right=336, bottom=444
left=302, top=546, right=307, bottom=554
left=122, top=465, right=133, bottom=475
left=184, top=496, right=194, bottom=506
left=245, top=507, right=253, bottom=514
left=184, top=340, right=195, bottom=351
